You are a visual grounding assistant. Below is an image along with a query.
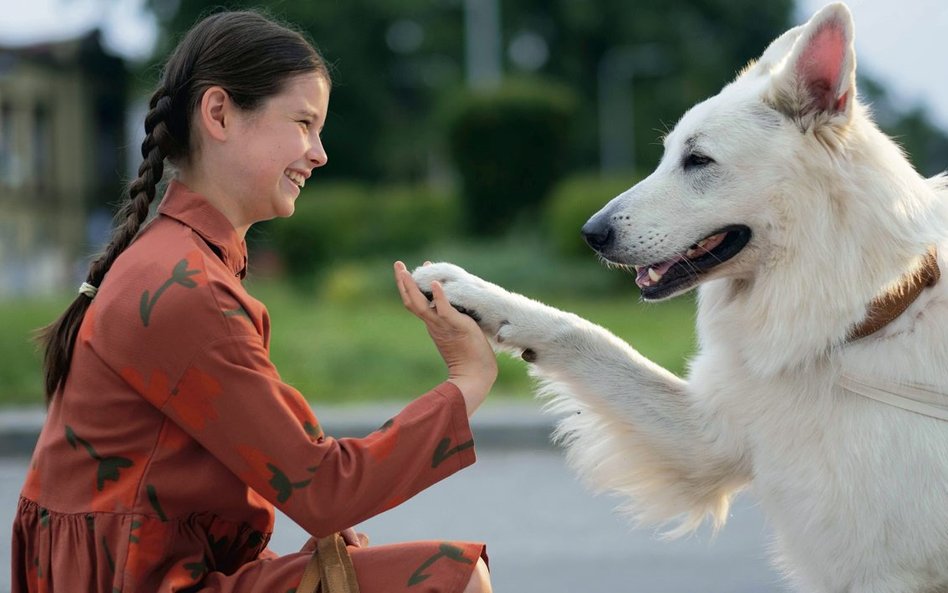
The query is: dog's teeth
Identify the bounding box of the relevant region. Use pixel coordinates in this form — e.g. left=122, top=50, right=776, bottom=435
left=686, top=248, right=698, bottom=258
left=633, top=265, right=642, bottom=273
left=648, top=268, right=662, bottom=283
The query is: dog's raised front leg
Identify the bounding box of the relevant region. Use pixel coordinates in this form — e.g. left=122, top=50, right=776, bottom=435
left=412, top=263, right=751, bottom=532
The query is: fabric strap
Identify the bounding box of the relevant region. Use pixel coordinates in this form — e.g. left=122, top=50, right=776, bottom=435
left=838, top=373, right=948, bottom=422
left=297, top=533, right=361, bottom=593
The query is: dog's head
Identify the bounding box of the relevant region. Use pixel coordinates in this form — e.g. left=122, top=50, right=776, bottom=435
left=584, top=2, right=859, bottom=301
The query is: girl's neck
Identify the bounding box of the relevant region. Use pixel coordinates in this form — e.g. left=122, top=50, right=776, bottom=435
left=174, top=169, right=251, bottom=239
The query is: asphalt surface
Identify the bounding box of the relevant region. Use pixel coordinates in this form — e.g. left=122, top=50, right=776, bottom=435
left=0, top=402, right=784, bottom=592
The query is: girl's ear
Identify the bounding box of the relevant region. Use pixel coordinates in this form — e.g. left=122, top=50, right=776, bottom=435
left=197, top=86, right=232, bottom=142
left=768, top=2, right=856, bottom=126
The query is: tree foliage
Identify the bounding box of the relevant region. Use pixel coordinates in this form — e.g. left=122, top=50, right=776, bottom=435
left=143, top=0, right=947, bottom=187
left=445, top=79, right=578, bottom=234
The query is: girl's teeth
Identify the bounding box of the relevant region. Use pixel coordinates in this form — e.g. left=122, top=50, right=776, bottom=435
left=285, top=172, right=304, bottom=188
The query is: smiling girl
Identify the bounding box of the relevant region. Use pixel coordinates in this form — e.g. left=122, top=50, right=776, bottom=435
left=13, top=11, right=495, bottom=593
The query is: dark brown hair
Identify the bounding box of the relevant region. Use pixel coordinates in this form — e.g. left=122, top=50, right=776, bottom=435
left=37, top=10, right=329, bottom=402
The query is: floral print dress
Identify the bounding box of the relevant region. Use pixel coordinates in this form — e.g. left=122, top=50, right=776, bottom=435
left=11, top=180, right=486, bottom=593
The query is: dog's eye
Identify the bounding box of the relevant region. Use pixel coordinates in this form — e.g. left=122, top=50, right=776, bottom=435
left=683, top=153, right=714, bottom=170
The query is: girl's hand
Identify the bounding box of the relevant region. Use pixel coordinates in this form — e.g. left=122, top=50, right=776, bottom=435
left=340, top=527, right=369, bottom=548
left=301, top=528, right=368, bottom=552
left=394, top=261, right=498, bottom=416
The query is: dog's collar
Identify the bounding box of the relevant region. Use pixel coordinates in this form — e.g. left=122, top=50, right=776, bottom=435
left=846, top=247, right=940, bottom=342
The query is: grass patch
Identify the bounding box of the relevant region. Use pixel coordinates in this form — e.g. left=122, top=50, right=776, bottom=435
left=0, top=276, right=696, bottom=407
left=0, top=296, right=70, bottom=406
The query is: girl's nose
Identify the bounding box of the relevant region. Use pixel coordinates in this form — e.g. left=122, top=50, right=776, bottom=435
left=308, top=139, right=328, bottom=168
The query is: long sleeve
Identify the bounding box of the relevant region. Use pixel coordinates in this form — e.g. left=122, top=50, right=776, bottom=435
left=129, top=333, right=475, bottom=536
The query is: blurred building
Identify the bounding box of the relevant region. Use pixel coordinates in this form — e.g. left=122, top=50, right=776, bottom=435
left=0, top=30, right=127, bottom=297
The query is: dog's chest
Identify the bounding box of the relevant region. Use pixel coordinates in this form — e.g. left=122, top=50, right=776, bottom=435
left=702, top=360, right=948, bottom=587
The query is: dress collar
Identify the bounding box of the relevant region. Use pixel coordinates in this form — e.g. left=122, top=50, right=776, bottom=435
left=157, top=179, right=248, bottom=279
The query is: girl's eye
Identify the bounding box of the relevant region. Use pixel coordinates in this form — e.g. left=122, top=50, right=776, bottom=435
left=683, top=153, right=714, bottom=170
left=299, top=120, right=312, bottom=130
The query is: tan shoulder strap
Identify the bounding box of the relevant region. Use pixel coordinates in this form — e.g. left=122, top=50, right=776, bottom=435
left=297, top=533, right=361, bottom=593
left=297, top=548, right=323, bottom=593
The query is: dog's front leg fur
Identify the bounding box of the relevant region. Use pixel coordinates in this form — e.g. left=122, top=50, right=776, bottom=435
left=413, top=263, right=751, bottom=532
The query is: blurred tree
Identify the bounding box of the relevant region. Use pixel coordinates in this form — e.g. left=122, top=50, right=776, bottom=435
left=502, top=0, right=798, bottom=174
left=859, top=77, right=948, bottom=177
left=445, top=79, right=577, bottom=234
left=144, top=0, right=467, bottom=181
left=141, top=0, right=948, bottom=192
left=142, top=0, right=798, bottom=182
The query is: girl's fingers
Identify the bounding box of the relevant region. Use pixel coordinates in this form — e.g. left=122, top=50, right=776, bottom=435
left=394, top=262, right=470, bottom=328
left=430, top=281, right=452, bottom=315
left=394, top=262, right=436, bottom=316
left=393, top=262, right=414, bottom=308
left=428, top=281, right=445, bottom=315
left=431, top=281, right=470, bottom=325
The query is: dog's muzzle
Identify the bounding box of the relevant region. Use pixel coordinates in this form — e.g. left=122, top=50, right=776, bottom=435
left=581, top=213, right=615, bottom=254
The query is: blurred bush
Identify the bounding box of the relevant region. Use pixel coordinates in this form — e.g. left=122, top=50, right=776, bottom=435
left=257, top=181, right=460, bottom=279
left=443, top=79, right=578, bottom=235
left=543, top=171, right=640, bottom=258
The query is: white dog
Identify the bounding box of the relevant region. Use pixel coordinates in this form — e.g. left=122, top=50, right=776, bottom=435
left=413, top=4, right=948, bottom=592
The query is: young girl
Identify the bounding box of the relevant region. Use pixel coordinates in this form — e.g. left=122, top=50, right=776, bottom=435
left=13, top=11, right=496, bottom=593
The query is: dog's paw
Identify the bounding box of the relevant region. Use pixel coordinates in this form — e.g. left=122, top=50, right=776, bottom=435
left=411, top=263, right=511, bottom=336
left=412, top=263, right=564, bottom=362
left=412, top=263, right=563, bottom=363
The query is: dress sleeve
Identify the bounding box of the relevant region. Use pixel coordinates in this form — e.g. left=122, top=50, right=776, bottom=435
left=138, top=333, right=476, bottom=537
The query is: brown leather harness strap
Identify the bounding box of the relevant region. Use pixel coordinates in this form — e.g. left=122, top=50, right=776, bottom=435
left=297, top=533, right=361, bottom=593
left=847, top=247, right=940, bottom=342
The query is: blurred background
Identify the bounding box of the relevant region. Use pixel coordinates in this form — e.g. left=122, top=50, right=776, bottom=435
left=0, top=0, right=946, bottom=405
left=1, top=1, right=947, bottom=591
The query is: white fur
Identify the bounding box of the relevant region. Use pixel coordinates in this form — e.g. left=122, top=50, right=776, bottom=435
left=413, top=4, right=948, bottom=592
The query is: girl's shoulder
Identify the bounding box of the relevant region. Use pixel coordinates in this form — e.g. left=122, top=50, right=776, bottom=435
left=86, top=217, right=267, bottom=370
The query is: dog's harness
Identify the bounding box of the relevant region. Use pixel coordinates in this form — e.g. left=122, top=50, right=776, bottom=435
left=839, top=247, right=948, bottom=421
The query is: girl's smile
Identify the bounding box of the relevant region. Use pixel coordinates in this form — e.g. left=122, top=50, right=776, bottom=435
left=180, top=72, right=330, bottom=238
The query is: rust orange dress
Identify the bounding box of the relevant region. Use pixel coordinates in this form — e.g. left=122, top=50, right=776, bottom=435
left=11, top=180, right=486, bottom=593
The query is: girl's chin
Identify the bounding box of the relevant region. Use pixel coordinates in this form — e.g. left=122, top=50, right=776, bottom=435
left=274, top=200, right=296, bottom=219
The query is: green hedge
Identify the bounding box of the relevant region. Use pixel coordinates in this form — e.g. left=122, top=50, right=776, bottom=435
left=543, top=172, right=640, bottom=258
left=444, top=80, right=578, bottom=235
left=256, top=182, right=460, bottom=279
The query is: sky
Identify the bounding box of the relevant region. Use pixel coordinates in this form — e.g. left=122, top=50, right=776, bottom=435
left=0, top=0, right=946, bottom=130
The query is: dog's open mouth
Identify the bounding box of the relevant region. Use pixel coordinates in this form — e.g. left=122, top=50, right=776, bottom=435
left=634, top=225, right=751, bottom=300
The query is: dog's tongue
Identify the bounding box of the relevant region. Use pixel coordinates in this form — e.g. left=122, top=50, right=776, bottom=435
left=635, top=254, right=686, bottom=286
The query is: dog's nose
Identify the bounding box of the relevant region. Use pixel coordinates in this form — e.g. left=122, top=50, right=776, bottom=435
left=581, top=219, right=614, bottom=252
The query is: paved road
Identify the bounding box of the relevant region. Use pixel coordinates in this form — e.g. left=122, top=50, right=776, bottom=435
left=0, top=449, right=785, bottom=593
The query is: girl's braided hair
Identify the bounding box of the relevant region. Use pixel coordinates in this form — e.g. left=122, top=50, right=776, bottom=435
left=38, top=10, right=329, bottom=402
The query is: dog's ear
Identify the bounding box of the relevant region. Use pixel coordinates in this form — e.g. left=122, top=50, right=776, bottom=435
left=767, top=2, right=856, bottom=126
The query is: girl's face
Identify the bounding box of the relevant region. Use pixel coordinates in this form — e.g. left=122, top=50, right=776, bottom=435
left=221, top=72, right=330, bottom=232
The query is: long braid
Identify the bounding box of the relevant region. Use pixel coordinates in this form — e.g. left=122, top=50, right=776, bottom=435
left=37, top=88, right=173, bottom=401
left=87, top=90, right=172, bottom=286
